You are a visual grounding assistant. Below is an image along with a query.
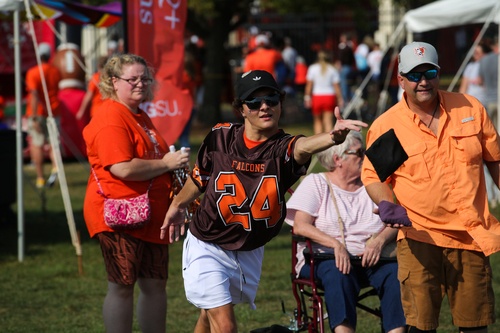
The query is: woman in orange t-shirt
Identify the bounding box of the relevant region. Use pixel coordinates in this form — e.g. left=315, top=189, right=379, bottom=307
left=82, top=54, right=190, bottom=332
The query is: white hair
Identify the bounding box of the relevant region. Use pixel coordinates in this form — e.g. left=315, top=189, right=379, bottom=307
left=316, top=131, right=364, bottom=171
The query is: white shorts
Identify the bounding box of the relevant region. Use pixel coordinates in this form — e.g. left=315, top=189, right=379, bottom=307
left=182, top=230, right=264, bottom=310
left=27, top=116, right=60, bottom=147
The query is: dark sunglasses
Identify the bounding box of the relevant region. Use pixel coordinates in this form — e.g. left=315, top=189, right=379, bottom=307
left=403, top=69, right=438, bottom=83
left=244, top=94, right=280, bottom=110
left=344, top=148, right=365, bottom=158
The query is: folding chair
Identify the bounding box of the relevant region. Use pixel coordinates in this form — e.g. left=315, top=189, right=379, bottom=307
left=290, top=230, right=386, bottom=333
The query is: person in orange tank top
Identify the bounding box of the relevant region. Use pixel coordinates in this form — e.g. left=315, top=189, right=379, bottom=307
left=24, top=43, right=61, bottom=189
left=77, top=55, right=108, bottom=121
left=294, top=55, right=308, bottom=95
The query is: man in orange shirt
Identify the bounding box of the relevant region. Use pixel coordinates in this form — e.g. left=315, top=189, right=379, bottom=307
left=243, top=34, right=283, bottom=80
left=25, top=42, right=61, bottom=189
left=361, top=42, right=500, bottom=333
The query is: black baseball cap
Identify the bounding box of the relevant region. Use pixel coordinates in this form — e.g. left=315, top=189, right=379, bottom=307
left=236, top=70, right=281, bottom=100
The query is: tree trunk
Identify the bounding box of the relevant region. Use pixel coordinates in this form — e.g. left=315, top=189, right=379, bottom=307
left=197, top=14, right=232, bottom=125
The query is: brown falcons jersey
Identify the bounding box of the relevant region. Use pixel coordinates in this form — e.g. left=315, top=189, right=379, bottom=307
left=189, top=123, right=310, bottom=251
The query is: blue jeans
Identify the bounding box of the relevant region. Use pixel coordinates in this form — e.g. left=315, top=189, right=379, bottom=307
left=300, top=260, right=405, bottom=332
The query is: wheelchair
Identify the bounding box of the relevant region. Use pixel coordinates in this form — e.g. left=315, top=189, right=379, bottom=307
left=289, top=230, right=393, bottom=333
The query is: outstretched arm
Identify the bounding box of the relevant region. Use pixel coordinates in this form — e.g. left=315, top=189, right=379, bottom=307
left=160, top=176, right=202, bottom=243
left=293, top=107, right=367, bottom=165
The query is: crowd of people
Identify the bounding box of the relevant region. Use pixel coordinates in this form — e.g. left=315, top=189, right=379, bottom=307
left=236, top=31, right=407, bottom=127
left=460, top=40, right=500, bottom=206
left=17, top=28, right=500, bottom=333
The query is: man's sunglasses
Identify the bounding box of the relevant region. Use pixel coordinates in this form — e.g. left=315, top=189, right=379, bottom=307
left=243, top=94, right=280, bottom=110
left=344, top=148, right=365, bottom=158
left=403, top=69, right=438, bottom=83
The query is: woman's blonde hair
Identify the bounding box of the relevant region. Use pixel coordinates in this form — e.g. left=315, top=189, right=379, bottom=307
left=99, top=53, right=155, bottom=102
left=317, top=50, right=331, bottom=75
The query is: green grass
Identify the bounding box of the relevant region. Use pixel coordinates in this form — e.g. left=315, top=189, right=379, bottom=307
left=1, top=123, right=500, bottom=333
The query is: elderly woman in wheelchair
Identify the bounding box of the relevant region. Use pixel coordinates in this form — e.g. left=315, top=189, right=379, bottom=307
left=286, top=131, right=406, bottom=333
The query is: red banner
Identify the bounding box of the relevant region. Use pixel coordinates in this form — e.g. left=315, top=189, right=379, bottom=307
left=126, top=0, right=192, bottom=146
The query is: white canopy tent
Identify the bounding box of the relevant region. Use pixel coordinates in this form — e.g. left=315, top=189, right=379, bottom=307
left=404, top=0, right=500, bottom=128
left=0, top=0, right=22, bottom=11
left=343, top=0, right=500, bottom=126
left=404, top=0, right=500, bottom=33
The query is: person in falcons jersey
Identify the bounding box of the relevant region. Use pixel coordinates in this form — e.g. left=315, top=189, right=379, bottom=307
left=160, top=70, right=367, bottom=333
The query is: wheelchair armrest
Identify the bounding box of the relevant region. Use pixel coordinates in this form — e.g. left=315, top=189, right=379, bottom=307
left=303, top=246, right=397, bottom=262
left=292, top=233, right=307, bottom=243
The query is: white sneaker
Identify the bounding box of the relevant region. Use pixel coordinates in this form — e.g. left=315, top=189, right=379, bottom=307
left=46, top=169, right=58, bottom=188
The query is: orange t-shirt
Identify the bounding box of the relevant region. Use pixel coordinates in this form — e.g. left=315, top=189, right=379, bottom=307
left=244, top=48, right=283, bottom=77
left=294, top=62, right=308, bottom=86
left=361, top=90, right=500, bottom=256
left=88, top=72, right=104, bottom=118
left=82, top=99, right=173, bottom=243
left=25, top=63, right=61, bottom=117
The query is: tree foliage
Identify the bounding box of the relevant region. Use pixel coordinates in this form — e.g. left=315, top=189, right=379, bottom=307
left=185, top=0, right=252, bottom=38
left=80, top=0, right=438, bottom=125
left=391, top=0, right=436, bottom=10
left=259, top=0, right=378, bottom=14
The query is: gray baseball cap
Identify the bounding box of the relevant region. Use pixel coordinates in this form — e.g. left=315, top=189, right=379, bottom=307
left=398, top=42, right=440, bottom=74
left=38, top=42, right=51, bottom=57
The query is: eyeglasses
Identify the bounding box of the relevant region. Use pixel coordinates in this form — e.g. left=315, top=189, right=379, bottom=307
left=243, top=94, right=280, bottom=110
left=115, top=76, right=153, bottom=86
left=403, top=69, right=438, bottom=83
left=344, top=148, right=365, bottom=158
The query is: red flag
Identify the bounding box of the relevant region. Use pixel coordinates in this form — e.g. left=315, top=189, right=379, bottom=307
left=126, top=0, right=192, bottom=146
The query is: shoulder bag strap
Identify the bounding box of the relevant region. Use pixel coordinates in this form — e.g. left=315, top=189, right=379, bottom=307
left=91, top=167, right=106, bottom=198
left=322, top=173, right=346, bottom=247
left=91, top=167, right=153, bottom=197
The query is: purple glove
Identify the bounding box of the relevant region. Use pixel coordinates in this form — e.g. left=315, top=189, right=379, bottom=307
left=378, top=200, right=412, bottom=227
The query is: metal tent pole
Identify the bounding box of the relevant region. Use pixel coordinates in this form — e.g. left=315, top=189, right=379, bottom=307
left=14, top=5, right=25, bottom=262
